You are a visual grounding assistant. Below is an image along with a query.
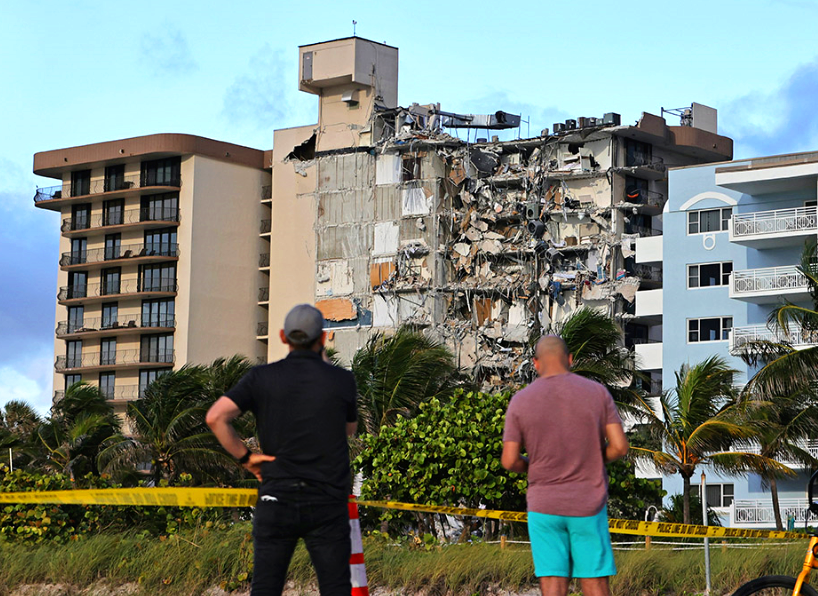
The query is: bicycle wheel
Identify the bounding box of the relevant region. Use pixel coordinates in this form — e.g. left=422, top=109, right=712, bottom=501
left=732, top=575, right=818, bottom=596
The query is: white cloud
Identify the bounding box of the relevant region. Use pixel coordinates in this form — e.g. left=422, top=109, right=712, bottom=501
left=0, top=351, right=54, bottom=416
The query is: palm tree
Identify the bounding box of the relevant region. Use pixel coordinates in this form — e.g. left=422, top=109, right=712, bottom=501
left=37, top=383, right=120, bottom=479
left=0, top=400, right=42, bottom=468
left=352, top=326, right=467, bottom=435
left=550, top=307, right=644, bottom=409
left=630, top=356, right=792, bottom=524
left=98, top=367, right=236, bottom=485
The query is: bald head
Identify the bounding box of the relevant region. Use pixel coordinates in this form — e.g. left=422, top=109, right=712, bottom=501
left=533, top=335, right=572, bottom=377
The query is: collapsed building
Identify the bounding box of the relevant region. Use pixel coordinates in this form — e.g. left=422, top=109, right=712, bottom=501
left=33, top=36, right=734, bottom=407
left=269, top=37, right=733, bottom=390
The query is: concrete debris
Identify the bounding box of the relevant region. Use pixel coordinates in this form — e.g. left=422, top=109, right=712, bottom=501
left=313, top=102, right=681, bottom=392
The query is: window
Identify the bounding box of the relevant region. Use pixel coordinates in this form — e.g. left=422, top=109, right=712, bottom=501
left=690, top=483, right=734, bottom=508
left=71, top=203, right=91, bottom=230
left=104, top=165, right=125, bottom=192
left=67, top=271, right=87, bottom=299
left=140, top=264, right=176, bottom=292
left=688, top=317, right=733, bottom=343
left=144, top=228, right=177, bottom=256
left=688, top=207, right=732, bottom=234
left=141, top=334, right=173, bottom=363
left=103, top=199, right=124, bottom=226
left=100, top=338, right=117, bottom=365
left=67, top=306, right=84, bottom=334
left=70, top=170, right=91, bottom=197
left=101, top=268, right=121, bottom=296
left=102, top=303, right=118, bottom=329
left=141, top=157, right=180, bottom=187
left=401, top=155, right=420, bottom=182
left=99, top=372, right=116, bottom=399
left=142, top=299, right=175, bottom=328
left=139, top=369, right=166, bottom=397
left=104, top=233, right=121, bottom=260
left=70, top=238, right=87, bottom=265
left=66, top=340, right=82, bottom=368
left=65, top=374, right=82, bottom=389
left=625, top=139, right=652, bottom=167
left=141, top=193, right=178, bottom=222
left=688, top=262, right=733, bottom=288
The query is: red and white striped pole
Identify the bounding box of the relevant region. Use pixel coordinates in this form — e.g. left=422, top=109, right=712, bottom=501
left=348, top=495, right=369, bottom=596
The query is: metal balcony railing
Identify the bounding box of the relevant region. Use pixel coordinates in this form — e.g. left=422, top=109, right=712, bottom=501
left=34, top=173, right=181, bottom=203
left=732, top=206, right=818, bottom=239
left=257, top=322, right=269, bottom=337
left=58, top=280, right=177, bottom=301
left=262, top=185, right=272, bottom=201
left=56, top=314, right=176, bottom=336
left=101, top=385, right=140, bottom=401
left=260, top=219, right=271, bottom=234
left=733, top=498, right=811, bottom=525
left=742, top=440, right=818, bottom=466
left=626, top=224, right=663, bottom=237
left=60, top=242, right=179, bottom=266
left=632, top=264, right=663, bottom=283
left=56, top=349, right=175, bottom=371
left=259, top=287, right=269, bottom=301
left=259, top=252, right=270, bottom=267
left=731, top=265, right=808, bottom=295
left=61, top=207, right=180, bottom=232
left=622, top=188, right=665, bottom=209
left=731, top=323, right=818, bottom=352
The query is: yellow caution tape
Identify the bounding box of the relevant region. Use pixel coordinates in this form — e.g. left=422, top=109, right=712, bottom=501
left=0, top=489, right=806, bottom=540
left=0, top=488, right=257, bottom=508
left=356, top=499, right=808, bottom=541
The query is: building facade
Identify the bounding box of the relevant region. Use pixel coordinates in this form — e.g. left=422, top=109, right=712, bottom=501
left=33, top=135, right=270, bottom=421
left=653, top=151, right=818, bottom=528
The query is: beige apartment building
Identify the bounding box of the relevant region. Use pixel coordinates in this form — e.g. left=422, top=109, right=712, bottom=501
left=33, top=135, right=270, bottom=416
left=35, top=36, right=735, bottom=408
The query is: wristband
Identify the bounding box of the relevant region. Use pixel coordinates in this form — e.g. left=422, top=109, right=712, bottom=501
left=237, top=449, right=252, bottom=465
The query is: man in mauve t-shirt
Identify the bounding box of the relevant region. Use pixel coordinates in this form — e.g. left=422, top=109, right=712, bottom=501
left=502, top=335, right=628, bottom=596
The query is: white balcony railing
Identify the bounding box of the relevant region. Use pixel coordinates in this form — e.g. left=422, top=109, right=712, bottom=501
left=732, top=206, right=817, bottom=239
left=731, top=266, right=808, bottom=296
left=732, top=498, right=811, bottom=526
left=742, top=440, right=818, bottom=467
left=731, top=323, right=818, bottom=353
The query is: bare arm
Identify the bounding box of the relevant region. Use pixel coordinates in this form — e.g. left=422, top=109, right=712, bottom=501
left=604, top=422, right=629, bottom=463
left=206, top=396, right=274, bottom=481
left=501, top=441, right=529, bottom=474
left=347, top=421, right=357, bottom=437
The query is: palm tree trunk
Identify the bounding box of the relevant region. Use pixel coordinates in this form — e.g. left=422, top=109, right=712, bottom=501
left=682, top=474, right=691, bottom=525
left=770, top=476, right=784, bottom=532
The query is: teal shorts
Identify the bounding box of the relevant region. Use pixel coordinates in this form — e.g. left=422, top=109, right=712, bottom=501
left=528, top=506, right=616, bottom=578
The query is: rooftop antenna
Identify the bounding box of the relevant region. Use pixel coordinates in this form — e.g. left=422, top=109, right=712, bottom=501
left=352, top=20, right=357, bottom=36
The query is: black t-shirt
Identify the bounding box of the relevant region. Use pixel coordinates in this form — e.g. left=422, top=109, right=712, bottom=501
left=225, top=350, right=358, bottom=500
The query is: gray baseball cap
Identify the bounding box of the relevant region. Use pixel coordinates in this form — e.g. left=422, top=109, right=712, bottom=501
left=283, top=304, right=325, bottom=344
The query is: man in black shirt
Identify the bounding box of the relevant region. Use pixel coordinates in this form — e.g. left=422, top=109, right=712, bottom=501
left=206, top=304, right=358, bottom=596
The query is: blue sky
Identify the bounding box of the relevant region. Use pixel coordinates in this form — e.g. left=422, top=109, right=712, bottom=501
left=1, top=0, right=817, bottom=414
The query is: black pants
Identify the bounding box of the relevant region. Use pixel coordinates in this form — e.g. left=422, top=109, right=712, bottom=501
left=251, top=483, right=351, bottom=596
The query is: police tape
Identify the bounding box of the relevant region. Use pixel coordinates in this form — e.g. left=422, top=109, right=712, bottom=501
left=0, top=488, right=806, bottom=540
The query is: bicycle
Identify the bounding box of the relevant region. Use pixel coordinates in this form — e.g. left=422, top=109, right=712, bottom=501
left=732, top=469, right=818, bottom=595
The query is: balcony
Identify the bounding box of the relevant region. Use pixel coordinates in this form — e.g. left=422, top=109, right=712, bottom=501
left=617, top=188, right=665, bottom=214
left=34, top=173, right=181, bottom=209
left=634, top=288, right=663, bottom=323
left=56, top=349, right=174, bottom=373
left=635, top=235, right=662, bottom=264
left=58, top=280, right=177, bottom=304
left=729, top=498, right=811, bottom=529
left=257, top=322, right=269, bottom=338
left=56, top=314, right=176, bottom=338
left=262, top=185, right=272, bottom=202
left=729, top=265, right=810, bottom=303
left=730, top=323, right=818, bottom=354
left=62, top=207, right=180, bottom=236
left=259, top=286, right=269, bottom=302
left=631, top=263, right=663, bottom=288
left=634, top=339, right=662, bottom=371
left=260, top=219, right=271, bottom=235
left=259, top=252, right=270, bottom=268
left=60, top=242, right=179, bottom=270
left=730, top=206, right=818, bottom=248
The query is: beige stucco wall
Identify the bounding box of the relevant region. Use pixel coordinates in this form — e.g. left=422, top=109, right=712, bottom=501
left=267, top=125, right=318, bottom=361
left=177, top=155, right=268, bottom=367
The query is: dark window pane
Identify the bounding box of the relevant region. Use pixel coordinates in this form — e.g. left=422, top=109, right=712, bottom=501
left=700, top=209, right=720, bottom=233
left=699, top=263, right=721, bottom=287
left=700, top=318, right=721, bottom=341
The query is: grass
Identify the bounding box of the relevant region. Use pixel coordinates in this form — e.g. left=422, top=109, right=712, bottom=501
left=0, top=526, right=812, bottom=596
